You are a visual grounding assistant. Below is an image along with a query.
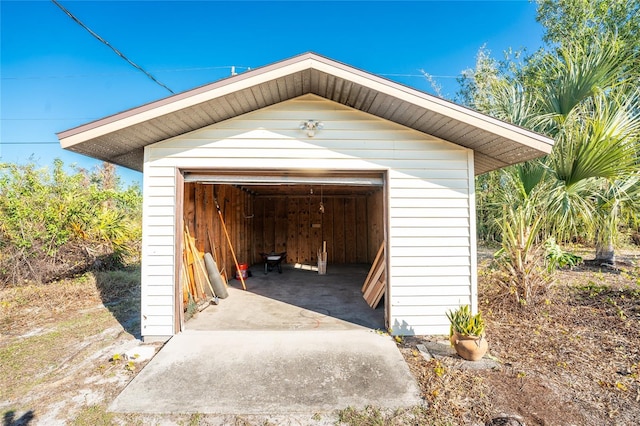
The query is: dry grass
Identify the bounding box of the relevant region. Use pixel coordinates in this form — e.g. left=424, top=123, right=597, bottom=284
left=479, top=263, right=640, bottom=425
left=0, top=274, right=103, bottom=336
left=376, top=246, right=640, bottom=426
left=2, top=249, right=640, bottom=425
left=0, top=268, right=143, bottom=423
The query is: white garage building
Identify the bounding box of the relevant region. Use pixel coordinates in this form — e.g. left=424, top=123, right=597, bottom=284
left=58, top=53, right=553, bottom=341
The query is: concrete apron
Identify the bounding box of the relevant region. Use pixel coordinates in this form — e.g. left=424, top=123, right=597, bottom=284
left=111, top=265, right=421, bottom=414
left=110, top=329, right=422, bottom=415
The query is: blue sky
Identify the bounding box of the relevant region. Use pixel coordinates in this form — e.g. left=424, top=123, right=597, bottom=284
left=1, top=0, right=545, bottom=186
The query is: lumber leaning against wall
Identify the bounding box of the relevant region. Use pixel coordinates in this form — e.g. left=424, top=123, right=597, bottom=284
left=184, top=183, right=253, bottom=280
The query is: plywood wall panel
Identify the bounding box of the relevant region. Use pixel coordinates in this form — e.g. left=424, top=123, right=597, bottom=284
left=309, top=198, right=323, bottom=263
left=298, top=197, right=310, bottom=263
left=184, top=183, right=254, bottom=281
left=322, top=198, right=334, bottom=263
left=203, top=185, right=214, bottom=254
left=253, top=197, right=265, bottom=262
left=263, top=197, right=276, bottom=252
left=355, top=197, right=368, bottom=263
left=244, top=191, right=253, bottom=265
left=239, top=193, right=382, bottom=265
left=332, top=198, right=346, bottom=264
left=344, top=198, right=357, bottom=263
left=194, top=184, right=206, bottom=252
left=367, top=189, right=384, bottom=261
left=286, top=198, right=299, bottom=263
left=184, top=182, right=196, bottom=234
left=274, top=198, right=288, bottom=254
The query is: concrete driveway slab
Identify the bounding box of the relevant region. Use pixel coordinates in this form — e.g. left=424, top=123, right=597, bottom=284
left=110, top=329, right=422, bottom=415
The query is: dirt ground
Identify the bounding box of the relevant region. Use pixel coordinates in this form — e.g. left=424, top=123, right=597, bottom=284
left=396, top=246, right=640, bottom=426
left=1, top=246, right=639, bottom=425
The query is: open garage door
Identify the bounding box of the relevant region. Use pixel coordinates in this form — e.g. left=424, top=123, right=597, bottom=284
left=183, top=170, right=386, bottom=266
left=179, top=169, right=388, bottom=331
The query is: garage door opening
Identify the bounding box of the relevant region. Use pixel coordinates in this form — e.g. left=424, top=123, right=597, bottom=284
left=178, top=170, right=387, bottom=331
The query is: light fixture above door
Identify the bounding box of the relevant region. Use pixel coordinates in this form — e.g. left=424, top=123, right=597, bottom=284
left=299, top=119, right=324, bottom=137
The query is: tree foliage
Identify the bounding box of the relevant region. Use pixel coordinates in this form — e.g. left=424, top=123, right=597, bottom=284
left=459, top=0, right=640, bottom=306
left=0, top=160, right=142, bottom=286
left=536, top=0, right=640, bottom=49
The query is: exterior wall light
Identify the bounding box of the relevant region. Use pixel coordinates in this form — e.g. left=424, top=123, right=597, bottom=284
left=299, top=119, right=324, bottom=137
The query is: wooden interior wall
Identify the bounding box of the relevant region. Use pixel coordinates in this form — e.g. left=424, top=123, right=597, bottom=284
left=253, top=188, right=384, bottom=265
left=184, top=184, right=384, bottom=273
left=184, top=183, right=252, bottom=281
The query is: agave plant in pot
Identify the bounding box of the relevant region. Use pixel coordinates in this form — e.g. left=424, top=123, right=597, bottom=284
left=446, top=305, right=488, bottom=361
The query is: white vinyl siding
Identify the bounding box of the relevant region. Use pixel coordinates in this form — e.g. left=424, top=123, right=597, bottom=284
left=140, top=94, right=475, bottom=337
left=140, top=164, right=177, bottom=337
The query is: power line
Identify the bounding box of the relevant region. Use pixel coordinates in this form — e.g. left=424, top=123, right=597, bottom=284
left=378, top=73, right=458, bottom=79
left=50, top=0, right=174, bottom=94
left=2, top=66, right=458, bottom=81
left=0, top=65, right=252, bottom=80
left=1, top=118, right=98, bottom=121
left=1, top=142, right=61, bottom=145
left=157, top=65, right=252, bottom=73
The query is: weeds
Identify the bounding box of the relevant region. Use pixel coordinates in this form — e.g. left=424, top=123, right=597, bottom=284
left=337, top=406, right=386, bottom=425
left=1, top=309, right=116, bottom=400
left=545, top=237, right=583, bottom=270
left=577, top=280, right=609, bottom=297
left=187, top=413, right=202, bottom=426
left=109, top=353, right=139, bottom=373
left=73, top=404, right=114, bottom=426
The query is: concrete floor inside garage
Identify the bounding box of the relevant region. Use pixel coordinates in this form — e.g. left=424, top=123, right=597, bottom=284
left=186, top=263, right=385, bottom=332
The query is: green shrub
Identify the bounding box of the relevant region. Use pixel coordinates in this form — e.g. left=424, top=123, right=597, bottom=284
left=544, top=237, right=583, bottom=270
left=0, top=160, right=141, bottom=286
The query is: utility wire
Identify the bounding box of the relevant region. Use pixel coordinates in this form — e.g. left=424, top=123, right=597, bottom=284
left=2, top=66, right=457, bottom=81
left=0, top=65, right=251, bottom=80
left=1, top=141, right=61, bottom=145
left=50, top=0, right=174, bottom=94
left=1, top=118, right=98, bottom=121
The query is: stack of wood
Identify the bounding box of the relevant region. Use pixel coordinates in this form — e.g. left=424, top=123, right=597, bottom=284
left=183, top=225, right=217, bottom=312
left=361, top=242, right=385, bottom=308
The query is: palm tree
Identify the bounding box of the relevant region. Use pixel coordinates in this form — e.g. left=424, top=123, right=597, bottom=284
left=547, top=85, right=640, bottom=263
left=474, top=36, right=640, bottom=268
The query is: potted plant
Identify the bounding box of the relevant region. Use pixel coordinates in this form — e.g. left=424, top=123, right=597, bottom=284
left=446, top=305, right=488, bottom=361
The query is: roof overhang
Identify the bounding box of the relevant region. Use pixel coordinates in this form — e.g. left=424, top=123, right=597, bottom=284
left=57, top=52, right=554, bottom=175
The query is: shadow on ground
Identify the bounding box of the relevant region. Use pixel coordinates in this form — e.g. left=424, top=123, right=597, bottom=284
left=3, top=410, right=34, bottom=426
left=93, top=265, right=142, bottom=339
left=187, top=263, right=385, bottom=331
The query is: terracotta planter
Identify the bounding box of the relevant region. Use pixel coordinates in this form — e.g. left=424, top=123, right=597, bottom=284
left=450, top=332, right=488, bottom=361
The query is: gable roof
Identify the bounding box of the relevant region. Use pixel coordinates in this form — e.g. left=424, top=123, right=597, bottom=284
left=57, top=52, right=553, bottom=174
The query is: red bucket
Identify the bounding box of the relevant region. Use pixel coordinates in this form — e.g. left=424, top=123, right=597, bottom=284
left=235, top=263, right=249, bottom=280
